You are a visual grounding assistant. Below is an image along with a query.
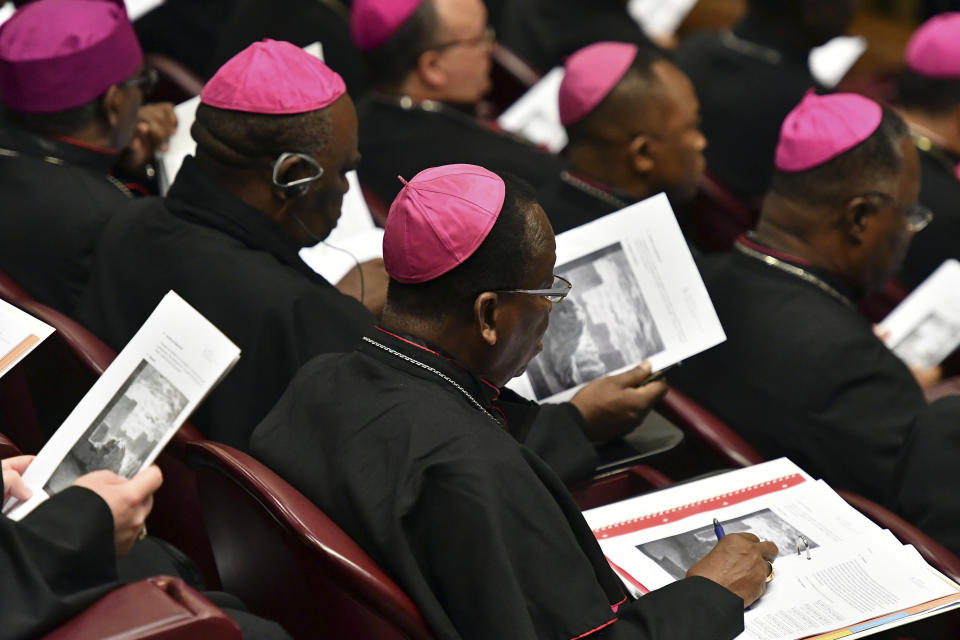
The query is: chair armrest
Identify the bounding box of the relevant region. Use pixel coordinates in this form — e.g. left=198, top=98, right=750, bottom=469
left=0, top=431, right=22, bottom=459
left=42, top=576, right=241, bottom=640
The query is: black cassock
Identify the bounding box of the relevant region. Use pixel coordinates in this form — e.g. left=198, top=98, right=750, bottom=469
left=668, top=239, right=960, bottom=552
left=207, top=0, right=368, bottom=98
left=0, top=120, right=133, bottom=315
left=251, top=327, right=744, bottom=640
left=496, top=0, right=659, bottom=75
left=1, top=486, right=118, bottom=639
left=74, top=156, right=374, bottom=450
left=899, top=142, right=960, bottom=289
left=357, top=96, right=565, bottom=207
left=675, top=18, right=821, bottom=202
left=537, top=173, right=629, bottom=234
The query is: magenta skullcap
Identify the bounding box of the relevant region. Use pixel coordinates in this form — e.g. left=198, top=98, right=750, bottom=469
left=351, top=0, right=422, bottom=52
left=0, top=0, right=141, bottom=113
left=905, top=13, right=960, bottom=78
left=559, top=42, right=638, bottom=127
left=201, top=39, right=346, bottom=115
left=774, top=91, right=883, bottom=172
left=383, top=164, right=506, bottom=284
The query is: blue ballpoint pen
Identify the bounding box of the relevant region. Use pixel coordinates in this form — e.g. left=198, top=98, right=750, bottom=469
left=713, top=518, right=725, bottom=541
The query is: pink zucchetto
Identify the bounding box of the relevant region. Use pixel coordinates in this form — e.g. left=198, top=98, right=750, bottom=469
left=774, top=91, right=883, bottom=172
left=351, top=0, right=423, bottom=52
left=383, top=164, right=506, bottom=284
left=905, top=13, right=960, bottom=78
left=559, top=42, right=638, bottom=127
left=201, top=40, right=346, bottom=115
left=0, top=0, right=141, bottom=114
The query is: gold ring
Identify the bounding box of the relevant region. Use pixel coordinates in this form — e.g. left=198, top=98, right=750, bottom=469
left=765, top=561, right=774, bottom=583
left=137, top=525, right=148, bottom=541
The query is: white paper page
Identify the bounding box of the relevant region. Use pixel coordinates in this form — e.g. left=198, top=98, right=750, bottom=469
left=125, top=0, right=164, bottom=21
left=156, top=42, right=326, bottom=194
left=600, top=481, right=881, bottom=594
left=878, top=260, right=960, bottom=368
left=3, top=291, right=240, bottom=520
left=627, top=0, right=698, bottom=39
left=496, top=68, right=567, bottom=153
left=585, top=458, right=813, bottom=532
left=299, top=226, right=385, bottom=285
left=0, top=3, right=14, bottom=28
left=809, top=36, right=867, bottom=89
left=0, top=299, right=54, bottom=379
left=508, top=194, right=726, bottom=402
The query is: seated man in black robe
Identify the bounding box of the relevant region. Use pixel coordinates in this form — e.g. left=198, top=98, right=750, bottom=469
left=538, top=42, right=707, bottom=234
left=895, top=13, right=960, bottom=288
left=496, top=0, right=660, bottom=75
left=674, top=0, right=854, bottom=203
left=668, top=92, right=960, bottom=554
left=0, top=0, right=176, bottom=315
left=252, top=163, right=778, bottom=639
left=75, top=41, right=375, bottom=450
left=350, top=0, right=564, bottom=206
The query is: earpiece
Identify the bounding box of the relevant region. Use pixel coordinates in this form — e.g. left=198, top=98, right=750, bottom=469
left=272, top=151, right=324, bottom=198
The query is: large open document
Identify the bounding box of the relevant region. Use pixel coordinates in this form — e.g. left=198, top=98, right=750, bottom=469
left=2, top=291, right=240, bottom=520
left=509, top=194, right=725, bottom=402
left=878, top=259, right=960, bottom=369
left=497, top=68, right=567, bottom=153
left=0, top=299, right=53, bottom=380
left=584, top=459, right=960, bottom=639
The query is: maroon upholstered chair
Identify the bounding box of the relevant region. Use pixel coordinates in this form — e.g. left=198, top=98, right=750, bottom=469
left=42, top=576, right=241, bottom=640
left=658, top=388, right=765, bottom=469
left=684, top=171, right=761, bottom=253
left=144, top=53, right=205, bottom=104
left=0, top=431, right=22, bottom=459
left=188, top=441, right=434, bottom=640
left=837, top=490, right=960, bottom=585
left=360, top=181, right=391, bottom=227
left=487, top=43, right=543, bottom=113
left=0, top=296, right=217, bottom=587
left=0, top=268, right=30, bottom=305
left=571, top=464, right=673, bottom=511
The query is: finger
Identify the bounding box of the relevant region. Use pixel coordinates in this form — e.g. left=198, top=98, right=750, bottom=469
left=2, top=455, right=35, bottom=475
left=3, top=469, right=32, bottom=501
left=128, top=465, right=163, bottom=497
left=758, top=540, right=780, bottom=562
left=608, top=364, right=653, bottom=388
left=728, top=532, right=760, bottom=543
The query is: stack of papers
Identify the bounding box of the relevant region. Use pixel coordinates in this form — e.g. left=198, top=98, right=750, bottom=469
left=584, top=459, right=960, bottom=639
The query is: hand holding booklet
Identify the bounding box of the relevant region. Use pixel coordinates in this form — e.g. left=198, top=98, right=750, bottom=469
left=2, top=291, right=240, bottom=520
left=584, top=459, right=960, bottom=639
left=509, top=193, right=725, bottom=402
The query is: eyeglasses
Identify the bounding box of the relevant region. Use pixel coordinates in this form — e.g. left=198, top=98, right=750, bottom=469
left=861, top=191, right=934, bottom=232
left=496, top=274, right=572, bottom=303
left=426, top=26, right=496, bottom=53
left=118, top=68, right=159, bottom=96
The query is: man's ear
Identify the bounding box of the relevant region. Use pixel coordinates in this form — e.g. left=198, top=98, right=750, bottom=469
left=102, top=85, right=126, bottom=129
left=474, top=292, right=500, bottom=346
left=416, top=49, right=447, bottom=89
left=842, top=196, right=876, bottom=244
left=629, top=135, right=655, bottom=175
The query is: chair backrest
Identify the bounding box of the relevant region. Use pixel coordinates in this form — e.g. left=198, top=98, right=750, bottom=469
left=658, top=388, right=765, bottom=469
left=43, top=576, right=241, bottom=640
left=487, top=43, right=543, bottom=113
left=836, top=489, right=960, bottom=585
left=0, top=268, right=30, bottom=305
left=684, top=171, right=761, bottom=253
left=144, top=53, right=205, bottom=104
left=570, top=464, right=672, bottom=511
left=0, top=431, right=22, bottom=459
left=188, top=440, right=434, bottom=640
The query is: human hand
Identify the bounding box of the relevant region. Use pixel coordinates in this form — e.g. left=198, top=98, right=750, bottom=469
left=2, top=455, right=35, bottom=502
left=336, top=258, right=388, bottom=318
left=73, top=465, right=162, bottom=557
left=120, top=103, right=178, bottom=171
left=569, top=362, right=668, bottom=442
left=686, top=533, right=778, bottom=608
left=910, top=364, right=943, bottom=391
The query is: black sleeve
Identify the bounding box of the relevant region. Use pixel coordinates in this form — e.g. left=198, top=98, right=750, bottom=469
left=498, top=388, right=599, bottom=484
left=598, top=577, right=744, bottom=640
left=1, top=486, right=119, bottom=639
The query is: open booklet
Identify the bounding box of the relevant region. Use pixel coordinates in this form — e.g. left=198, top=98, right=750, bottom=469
left=2, top=291, right=240, bottom=520
left=583, top=459, right=960, bottom=640
left=508, top=193, right=725, bottom=402
left=156, top=42, right=384, bottom=286
left=878, top=259, right=960, bottom=369
left=0, top=298, right=54, bottom=380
